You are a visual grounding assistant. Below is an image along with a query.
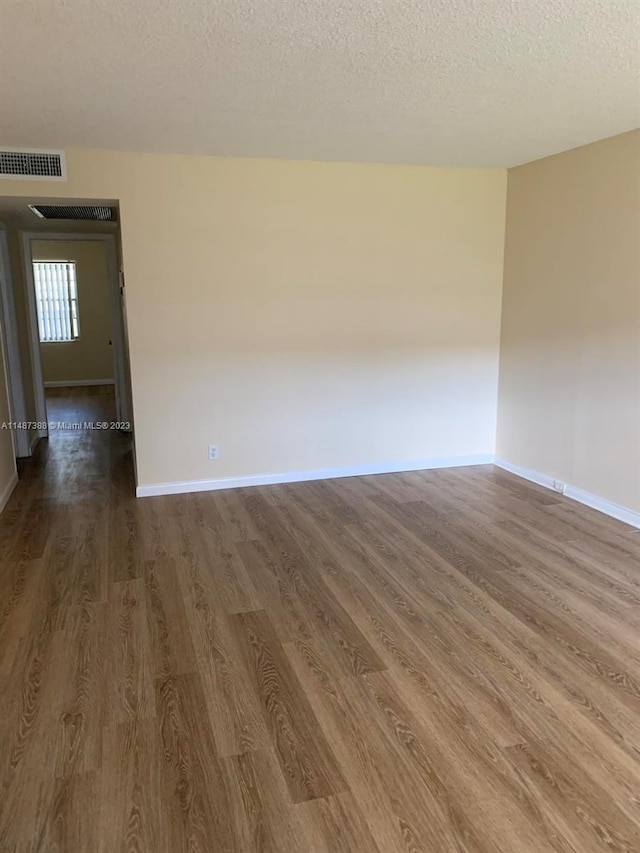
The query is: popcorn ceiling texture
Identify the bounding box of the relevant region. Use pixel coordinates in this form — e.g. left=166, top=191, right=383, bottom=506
left=1, top=0, right=638, bottom=166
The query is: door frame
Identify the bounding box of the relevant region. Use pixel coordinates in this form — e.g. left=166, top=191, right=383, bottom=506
left=21, top=231, right=130, bottom=439
left=0, top=230, right=30, bottom=457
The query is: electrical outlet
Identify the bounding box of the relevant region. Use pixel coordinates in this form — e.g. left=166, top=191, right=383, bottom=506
left=552, top=479, right=565, bottom=494
left=208, top=445, right=218, bottom=461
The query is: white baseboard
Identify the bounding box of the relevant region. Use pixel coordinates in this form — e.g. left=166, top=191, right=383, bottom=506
left=494, top=458, right=640, bottom=529
left=44, top=379, right=115, bottom=387
left=136, top=453, right=495, bottom=498
left=563, top=483, right=640, bottom=529
left=0, top=470, right=18, bottom=514
left=494, top=458, right=558, bottom=490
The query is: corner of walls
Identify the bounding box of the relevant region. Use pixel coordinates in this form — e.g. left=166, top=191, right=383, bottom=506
left=494, top=458, right=640, bottom=529
left=493, top=166, right=511, bottom=461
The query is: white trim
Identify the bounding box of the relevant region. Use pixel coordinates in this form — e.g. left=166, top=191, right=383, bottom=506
left=136, top=454, right=495, bottom=498
left=494, top=458, right=640, bottom=529
left=0, top=231, right=30, bottom=457
left=21, top=233, right=49, bottom=436
left=0, top=148, right=67, bottom=181
left=563, top=484, right=640, bottom=529
left=22, top=231, right=131, bottom=444
left=0, top=470, right=18, bottom=514
left=29, top=430, right=39, bottom=453
left=44, top=379, right=115, bottom=387
left=494, top=458, right=557, bottom=490
left=107, top=247, right=130, bottom=426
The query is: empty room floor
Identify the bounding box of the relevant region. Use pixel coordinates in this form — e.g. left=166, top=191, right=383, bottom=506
left=0, top=389, right=639, bottom=852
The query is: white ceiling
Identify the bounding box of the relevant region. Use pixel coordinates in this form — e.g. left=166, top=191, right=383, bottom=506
left=1, top=0, right=638, bottom=168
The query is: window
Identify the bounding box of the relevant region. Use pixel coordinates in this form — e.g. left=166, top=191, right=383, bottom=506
left=33, top=261, right=80, bottom=342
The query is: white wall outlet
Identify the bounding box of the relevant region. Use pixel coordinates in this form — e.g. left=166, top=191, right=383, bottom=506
left=208, top=445, right=218, bottom=461
left=552, top=479, right=565, bottom=494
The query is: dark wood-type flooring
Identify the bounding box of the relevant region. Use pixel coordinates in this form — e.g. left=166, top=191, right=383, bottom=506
left=1, top=386, right=639, bottom=852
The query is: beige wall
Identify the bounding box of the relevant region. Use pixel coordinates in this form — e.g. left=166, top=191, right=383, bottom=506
left=0, top=152, right=507, bottom=488
left=2, top=139, right=635, bottom=509
left=497, top=130, right=640, bottom=513
left=32, top=240, right=114, bottom=384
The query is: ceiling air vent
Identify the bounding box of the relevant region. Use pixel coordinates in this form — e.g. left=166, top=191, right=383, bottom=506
left=29, top=204, right=114, bottom=221
left=0, top=148, right=66, bottom=181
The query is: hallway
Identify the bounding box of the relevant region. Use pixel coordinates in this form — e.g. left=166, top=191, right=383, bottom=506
left=0, top=388, right=639, bottom=852
left=32, top=385, right=131, bottom=496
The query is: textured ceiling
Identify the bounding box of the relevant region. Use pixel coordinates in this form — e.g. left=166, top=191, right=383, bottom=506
left=1, top=0, right=638, bottom=167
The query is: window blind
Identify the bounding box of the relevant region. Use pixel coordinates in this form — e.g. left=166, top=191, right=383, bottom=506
left=33, top=261, right=80, bottom=342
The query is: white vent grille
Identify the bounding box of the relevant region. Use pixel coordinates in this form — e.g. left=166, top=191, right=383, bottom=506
left=0, top=148, right=66, bottom=181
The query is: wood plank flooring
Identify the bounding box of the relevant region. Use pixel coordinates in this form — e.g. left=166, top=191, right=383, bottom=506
left=0, top=386, right=639, bottom=852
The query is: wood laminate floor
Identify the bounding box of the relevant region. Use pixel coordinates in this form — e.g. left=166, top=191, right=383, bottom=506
left=1, top=386, right=639, bottom=852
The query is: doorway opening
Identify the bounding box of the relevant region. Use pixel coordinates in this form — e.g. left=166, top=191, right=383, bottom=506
left=0, top=197, right=135, bottom=494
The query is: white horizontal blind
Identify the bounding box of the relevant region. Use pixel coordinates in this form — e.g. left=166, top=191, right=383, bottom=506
left=33, top=261, right=80, bottom=342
